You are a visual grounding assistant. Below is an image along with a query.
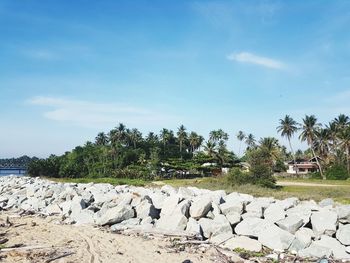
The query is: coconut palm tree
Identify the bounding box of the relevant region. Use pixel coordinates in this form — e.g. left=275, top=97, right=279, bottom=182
left=177, top=125, right=187, bottom=156
left=95, top=132, right=108, bottom=146
left=245, top=133, right=256, bottom=150
left=160, top=128, right=170, bottom=151
left=314, top=128, right=330, bottom=163
left=188, top=132, right=203, bottom=153
left=334, top=114, right=350, bottom=130
left=325, top=121, right=339, bottom=157
left=259, top=137, right=280, bottom=161
left=277, top=115, right=299, bottom=174
left=236, top=131, right=246, bottom=157
left=299, top=115, right=325, bottom=179
left=203, top=140, right=217, bottom=159
left=129, top=128, right=142, bottom=149
left=146, top=132, right=158, bottom=144
left=338, top=126, right=350, bottom=176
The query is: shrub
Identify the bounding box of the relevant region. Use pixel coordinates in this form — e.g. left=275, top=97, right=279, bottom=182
left=325, top=164, right=349, bottom=180
left=309, top=172, right=322, bottom=179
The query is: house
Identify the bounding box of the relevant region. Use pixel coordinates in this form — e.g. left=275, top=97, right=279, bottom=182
left=286, top=157, right=320, bottom=174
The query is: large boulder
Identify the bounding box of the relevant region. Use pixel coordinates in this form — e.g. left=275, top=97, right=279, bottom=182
left=258, top=225, right=295, bottom=251
left=160, top=195, right=181, bottom=216
left=336, top=205, right=350, bottom=223
left=156, top=213, right=188, bottom=231
left=319, top=198, right=334, bottom=208
left=199, top=215, right=232, bottom=239
left=225, top=211, right=241, bottom=226
left=264, top=203, right=286, bottom=222
left=186, top=218, right=201, bottom=235
left=336, top=223, right=350, bottom=245
left=234, top=218, right=274, bottom=238
left=311, top=211, right=337, bottom=237
left=189, top=197, right=212, bottom=219
left=289, top=227, right=314, bottom=252
left=219, top=199, right=243, bottom=215
left=315, top=235, right=350, bottom=260
left=224, top=192, right=253, bottom=205
left=276, top=215, right=303, bottom=234
left=298, top=243, right=332, bottom=259
left=222, top=236, right=262, bottom=252
left=135, top=200, right=159, bottom=219
left=96, top=205, right=135, bottom=226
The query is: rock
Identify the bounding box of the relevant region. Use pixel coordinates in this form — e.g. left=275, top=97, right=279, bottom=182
left=311, top=211, right=337, bottom=237
left=186, top=218, right=201, bottom=235
left=225, top=211, right=241, bottom=226
left=135, top=200, right=159, bottom=219
left=178, top=187, right=194, bottom=199
left=156, top=213, right=188, bottom=231
left=276, top=215, right=304, bottom=234
left=346, top=246, right=350, bottom=253
left=336, top=205, right=350, bottom=223
left=148, top=193, right=166, bottom=210
left=110, top=218, right=141, bottom=231
left=264, top=203, right=286, bottom=222
left=258, top=225, right=295, bottom=251
left=210, top=232, right=234, bottom=245
left=45, top=203, right=62, bottom=215
left=224, top=192, right=253, bottom=205
left=298, top=243, right=332, bottom=258
left=336, top=223, right=350, bottom=245
left=211, top=202, right=222, bottom=217
left=289, top=227, right=314, bottom=252
left=286, top=204, right=312, bottom=225
left=315, top=235, right=350, bottom=260
left=160, top=195, right=181, bottom=216
left=189, top=197, right=212, bottom=219
left=199, top=215, right=232, bottom=239
left=219, top=200, right=243, bottom=215
left=277, top=197, right=299, bottom=210
left=71, top=209, right=95, bottom=225
left=96, top=205, right=135, bottom=226
left=160, top=185, right=177, bottom=195
left=235, top=218, right=274, bottom=238
left=245, top=198, right=273, bottom=218
left=222, top=236, right=262, bottom=252
left=319, top=198, right=334, bottom=208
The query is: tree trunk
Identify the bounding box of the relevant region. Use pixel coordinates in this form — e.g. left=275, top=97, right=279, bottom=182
left=311, top=144, right=325, bottom=180
left=288, top=138, right=298, bottom=176
left=346, top=148, right=350, bottom=177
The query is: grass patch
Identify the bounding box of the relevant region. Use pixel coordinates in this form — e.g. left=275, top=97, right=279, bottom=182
left=46, top=177, right=148, bottom=186
left=160, top=177, right=350, bottom=203
left=233, top=248, right=268, bottom=259
left=277, top=177, right=350, bottom=185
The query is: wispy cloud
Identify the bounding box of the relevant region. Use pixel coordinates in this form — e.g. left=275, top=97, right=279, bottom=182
left=227, top=52, right=286, bottom=70
left=28, top=96, right=178, bottom=128
left=23, top=49, right=59, bottom=60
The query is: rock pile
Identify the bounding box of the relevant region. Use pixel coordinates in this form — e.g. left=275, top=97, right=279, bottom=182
left=1, top=176, right=350, bottom=260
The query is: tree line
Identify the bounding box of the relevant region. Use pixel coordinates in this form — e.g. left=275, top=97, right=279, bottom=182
left=27, top=113, right=350, bottom=181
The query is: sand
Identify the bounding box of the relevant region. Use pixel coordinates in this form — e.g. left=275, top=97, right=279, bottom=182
left=0, top=213, right=222, bottom=263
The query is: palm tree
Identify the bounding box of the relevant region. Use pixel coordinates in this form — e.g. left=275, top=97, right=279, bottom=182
left=314, top=128, right=330, bottom=163
left=245, top=133, right=256, bottom=150
left=146, top=132, right=158, bottom=144
left=338, top=126, right=350, bottom=176
left=189, top=132, right=203, bottom=153
left=299, top=115, right=325, bottom=179
left=259, top=137, right=280, bottom=162
left=277, top=115, right=299, bottom=175
left=203, top=140, right=217, bottom=159
left=159, top=128, right=170, bottom=151
left=325, top=121, right=339, bottom=157
left=95, top=132, right=108, bottom=146
left=130, top=128, right=142, bottom=149
left=177, top=125, right=187, bottom=156
left=334, top=114, right=350, bottom=130
left=236, top=131, right=246, bottom=157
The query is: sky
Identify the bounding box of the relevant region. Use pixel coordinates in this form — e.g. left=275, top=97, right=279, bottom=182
left=1, top=0, right=350, bottom=158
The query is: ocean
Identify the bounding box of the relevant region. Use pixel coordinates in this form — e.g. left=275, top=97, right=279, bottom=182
left=0, top=168, right=26, bottom=176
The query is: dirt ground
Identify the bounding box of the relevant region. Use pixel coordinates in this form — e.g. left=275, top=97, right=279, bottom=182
left=0, top=213, right=234, bottom=263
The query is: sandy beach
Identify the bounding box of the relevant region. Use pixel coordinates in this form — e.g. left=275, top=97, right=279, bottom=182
left=0, top=213, right=219, bottom=263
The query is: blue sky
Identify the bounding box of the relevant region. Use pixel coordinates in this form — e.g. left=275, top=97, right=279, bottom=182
left=1, top=0, right=350, bottom=158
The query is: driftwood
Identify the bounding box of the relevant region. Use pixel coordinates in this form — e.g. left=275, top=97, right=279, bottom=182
left=121, top=228, right=201, bottom=239
left=0, top=245, right=50, bottom=252
left=45, top=252, right=75, bottom=263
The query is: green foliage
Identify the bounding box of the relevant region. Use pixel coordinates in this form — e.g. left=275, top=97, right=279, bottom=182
left=325, top=164, right=349, bottom=180
left=246, top=148, right=276, bottom=187
left=309, top=172, right=322, bottom=179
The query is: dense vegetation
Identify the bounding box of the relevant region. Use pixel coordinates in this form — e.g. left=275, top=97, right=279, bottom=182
left=27, top=114, right=350, bottom=186
left=0, top=155, right=38, bottom=168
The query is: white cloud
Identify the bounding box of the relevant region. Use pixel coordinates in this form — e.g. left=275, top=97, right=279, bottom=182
left=28, top=96, right=178, bottom=128
left=227, top=52, right=286, bottom=70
